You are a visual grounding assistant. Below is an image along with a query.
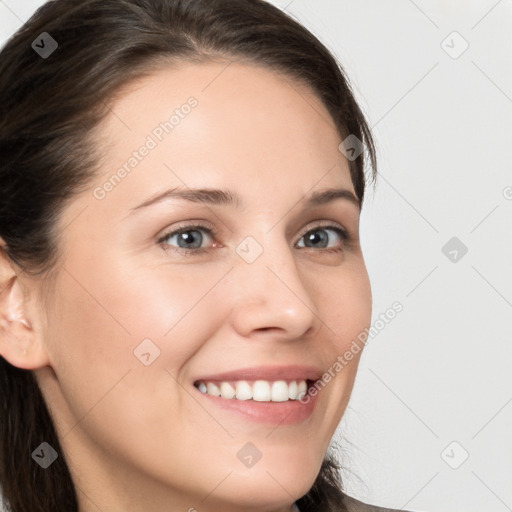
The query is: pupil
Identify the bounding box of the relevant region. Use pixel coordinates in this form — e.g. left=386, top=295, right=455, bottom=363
left=180, top=231, right=201, bottom=248
left=308, top=231, right=327, bottom=247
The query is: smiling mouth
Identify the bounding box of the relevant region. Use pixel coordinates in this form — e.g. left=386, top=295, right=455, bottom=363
left=193, top=378, right=315, bottom=402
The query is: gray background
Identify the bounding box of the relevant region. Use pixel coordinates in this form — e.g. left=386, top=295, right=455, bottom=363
left=1, top=1, right=511, bottom=511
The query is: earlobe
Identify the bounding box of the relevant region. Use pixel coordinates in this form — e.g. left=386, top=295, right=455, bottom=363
left=0, top=245, right=50, bottom=370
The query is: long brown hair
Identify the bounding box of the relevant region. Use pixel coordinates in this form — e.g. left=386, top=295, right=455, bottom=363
left=0, top=1, right=377, bottom=510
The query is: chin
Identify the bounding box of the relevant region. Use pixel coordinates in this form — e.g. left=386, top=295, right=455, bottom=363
left=214, top=455, right=319, bottom=508
left=206, top=473, right=311, bottom=511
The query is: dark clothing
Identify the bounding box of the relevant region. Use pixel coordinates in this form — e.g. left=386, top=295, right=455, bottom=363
left=343, top=494, right=415, bottom=512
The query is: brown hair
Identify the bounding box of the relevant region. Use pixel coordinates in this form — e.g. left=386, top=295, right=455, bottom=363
left=0, top=1, right=377, bottom=510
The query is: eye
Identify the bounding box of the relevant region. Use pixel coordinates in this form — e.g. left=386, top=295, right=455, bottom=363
left=157, top=222, right=349, bottom=256
left=296, top=224, right=348, bottom=252
left=158, top=224, right=216, bottom=254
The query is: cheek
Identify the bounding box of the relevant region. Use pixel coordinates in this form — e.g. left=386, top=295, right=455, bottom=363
left=315, top=258, right=372, bottom=347
left=43, top=269, right=140, bottom=428
left=312, top=260, right=371, bottom=400
left=47, top=254, right=228, bottom=390
left=43, top=263, right=209, bottom=462
left=98, top=255, right=229, bottom=339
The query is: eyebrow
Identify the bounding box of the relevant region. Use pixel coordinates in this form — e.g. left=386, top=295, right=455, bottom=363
left=129, top=186, right=360, bottom=214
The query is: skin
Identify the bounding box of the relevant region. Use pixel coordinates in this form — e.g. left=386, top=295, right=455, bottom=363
left=0, top=60, right=372, bottom=512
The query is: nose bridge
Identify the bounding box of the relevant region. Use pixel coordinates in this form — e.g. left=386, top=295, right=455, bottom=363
left=228, top=229, right=318, bottom=337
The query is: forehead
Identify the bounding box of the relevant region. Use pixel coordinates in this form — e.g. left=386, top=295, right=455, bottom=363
left=89, top=60, right=355, bottom=212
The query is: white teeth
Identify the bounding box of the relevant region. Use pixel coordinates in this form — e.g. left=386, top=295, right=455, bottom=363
left=206, top=382, right=221, bottom=397
left=271, top=380, right=289, bottom=402
left=235, top=381, right=252, bottom=400
left=252, top=380, right=270, bottom=401
left=297, top=380, right=308, bottom=400
left=220, top=382, right=236, bottom=399
left=196, top=379, right=310, bottom=402
left=288, top=380, right=298, bottom=400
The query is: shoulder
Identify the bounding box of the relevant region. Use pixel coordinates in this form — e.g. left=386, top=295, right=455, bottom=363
left=342, top=493, right=416, bottom=512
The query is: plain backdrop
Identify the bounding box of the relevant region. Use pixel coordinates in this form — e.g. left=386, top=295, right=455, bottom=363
left=1, top=1, right=511, bottom=511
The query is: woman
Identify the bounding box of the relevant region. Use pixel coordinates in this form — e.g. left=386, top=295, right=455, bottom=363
left=0, top=0, right=414, bottom=511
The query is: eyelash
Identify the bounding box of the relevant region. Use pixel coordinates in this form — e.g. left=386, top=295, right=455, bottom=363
left=157, top=222, right=349, bottom=256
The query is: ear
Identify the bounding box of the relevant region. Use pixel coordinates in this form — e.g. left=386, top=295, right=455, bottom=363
left=0, top=242, right=51, bottom=370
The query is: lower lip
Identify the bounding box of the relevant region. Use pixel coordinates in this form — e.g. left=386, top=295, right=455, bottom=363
left=193, top=385, right=320, bottom=425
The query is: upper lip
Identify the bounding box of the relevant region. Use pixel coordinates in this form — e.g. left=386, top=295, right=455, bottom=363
left=193, top=364, right=323, bottom=384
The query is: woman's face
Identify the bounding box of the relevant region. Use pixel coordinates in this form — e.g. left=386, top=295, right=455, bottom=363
left=33, top=61, right=372, bottom=511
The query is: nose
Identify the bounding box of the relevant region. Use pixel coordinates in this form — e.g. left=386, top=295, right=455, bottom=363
left=227, top=236, right=320, bottom=341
